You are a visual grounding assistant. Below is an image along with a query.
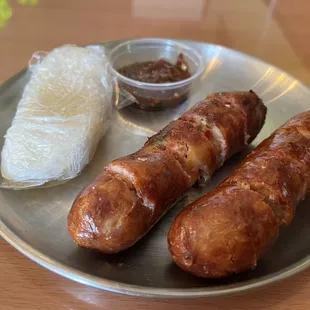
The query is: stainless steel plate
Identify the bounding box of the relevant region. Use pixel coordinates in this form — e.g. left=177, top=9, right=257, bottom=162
left=1, top=39, right=310, bottom=298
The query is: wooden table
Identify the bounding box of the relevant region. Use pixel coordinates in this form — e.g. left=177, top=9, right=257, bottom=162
left=1, top=0, right=310, bottom=308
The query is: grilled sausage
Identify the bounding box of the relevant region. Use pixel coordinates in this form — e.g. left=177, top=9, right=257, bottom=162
left=168, top=110, right=310, bottom=278
left=68, top=91, right=266, bottom=253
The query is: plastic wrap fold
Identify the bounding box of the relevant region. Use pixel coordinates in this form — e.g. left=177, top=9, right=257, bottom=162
left=0, top=44, right=112, bottom=189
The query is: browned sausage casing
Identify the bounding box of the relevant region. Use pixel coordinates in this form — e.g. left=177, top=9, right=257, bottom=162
left=68, top=91, right=266, bottom=253
left=168, top=110, right=310, bottom=278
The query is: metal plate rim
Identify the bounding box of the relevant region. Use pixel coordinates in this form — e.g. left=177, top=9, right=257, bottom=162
left=1, top=39, right=310, bottom=298
left=97, top=37, right=310, bottom=94
left=2, top=219, right=310, bottom=298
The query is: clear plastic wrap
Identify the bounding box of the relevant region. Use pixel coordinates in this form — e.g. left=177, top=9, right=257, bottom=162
left=0, top=44, right=113, bottom=189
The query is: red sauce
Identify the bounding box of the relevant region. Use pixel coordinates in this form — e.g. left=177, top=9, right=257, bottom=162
left=117, top=54, right=191, bottom=110
left=118, top=53, right=191, bottom=83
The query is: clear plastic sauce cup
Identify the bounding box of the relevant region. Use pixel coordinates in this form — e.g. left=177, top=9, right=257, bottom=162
left=108, top=38, right=205, bottom=110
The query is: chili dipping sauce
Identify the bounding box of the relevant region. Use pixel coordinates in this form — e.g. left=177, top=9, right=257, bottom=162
left=117, top=53, right=192, bottom=110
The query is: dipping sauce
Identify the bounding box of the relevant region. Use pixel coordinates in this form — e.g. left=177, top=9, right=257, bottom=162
left=118, top=53, right=191, bottom=84
left=117, top=53, right=191, bottom=110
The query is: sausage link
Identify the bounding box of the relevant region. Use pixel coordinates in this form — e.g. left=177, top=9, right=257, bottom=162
left=68, top=91, right=266, bottom=253
left=168, top=110, right=310, bottom=278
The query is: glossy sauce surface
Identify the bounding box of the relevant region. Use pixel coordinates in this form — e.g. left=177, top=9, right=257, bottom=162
left=118, top=54, right=191, bottom=84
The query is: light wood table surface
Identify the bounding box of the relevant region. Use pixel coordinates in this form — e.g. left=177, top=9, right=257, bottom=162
left=1, top=0, right=310, bottom=309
